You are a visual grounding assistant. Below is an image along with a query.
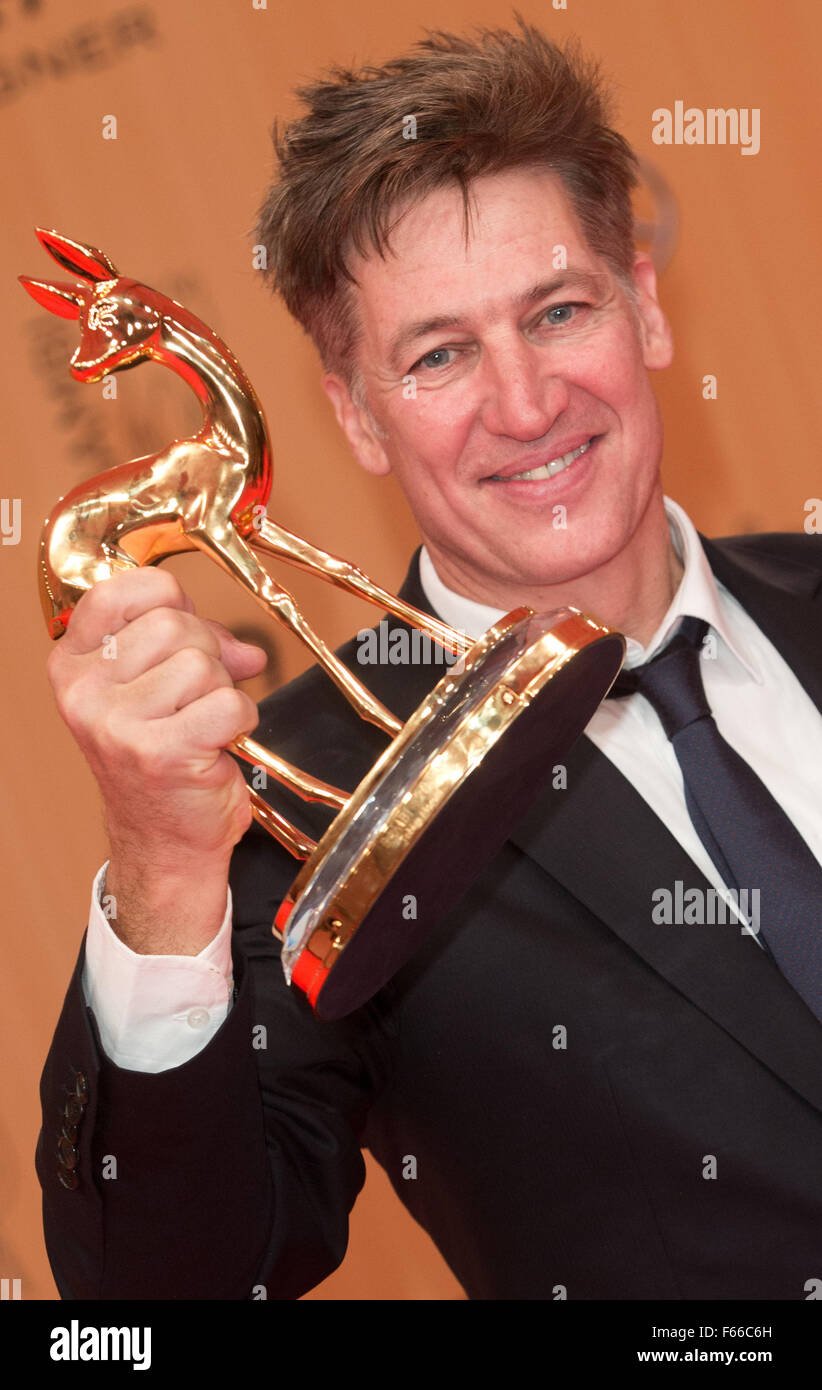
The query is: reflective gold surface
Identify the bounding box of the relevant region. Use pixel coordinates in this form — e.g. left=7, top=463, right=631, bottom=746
left=21, top=229, right=471, bottom=854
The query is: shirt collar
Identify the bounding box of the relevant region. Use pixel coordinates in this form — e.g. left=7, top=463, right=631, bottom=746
left=418, top=497, right=762, bottom=682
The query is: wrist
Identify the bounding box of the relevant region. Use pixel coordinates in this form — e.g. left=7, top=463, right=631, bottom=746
left=104, top=854, right=231, bottom=956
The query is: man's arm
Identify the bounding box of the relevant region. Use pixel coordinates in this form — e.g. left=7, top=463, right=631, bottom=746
left=36, top=567, right=393, bottom=1298
left=37, top=895, right=391, bottom=1298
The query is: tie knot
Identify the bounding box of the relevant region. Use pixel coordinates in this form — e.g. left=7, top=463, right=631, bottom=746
left=609, top=617, right=712, bottom=740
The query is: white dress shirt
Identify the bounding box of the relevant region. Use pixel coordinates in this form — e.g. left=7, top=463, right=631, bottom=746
left=83, top=498, right=822, bottom=1070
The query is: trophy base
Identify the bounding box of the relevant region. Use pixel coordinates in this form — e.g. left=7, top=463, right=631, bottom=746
left=274, top=608, right=624, bottom=1020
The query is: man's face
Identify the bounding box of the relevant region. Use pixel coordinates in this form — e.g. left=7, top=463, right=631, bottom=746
left=324, top=166, right=673, bottom=608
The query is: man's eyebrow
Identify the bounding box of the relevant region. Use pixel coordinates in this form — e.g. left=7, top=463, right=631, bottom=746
left=386, top=270, right=610, bottom=370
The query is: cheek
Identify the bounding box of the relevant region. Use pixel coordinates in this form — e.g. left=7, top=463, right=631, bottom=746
left=411, top=379, right=478, bottom=433
left=612, top=334, right=654, bottom=408
left=386, top=388, right=474, bottom=485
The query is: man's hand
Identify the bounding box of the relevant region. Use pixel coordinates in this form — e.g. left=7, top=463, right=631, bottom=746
left=46, top=568, right=267, bottom=954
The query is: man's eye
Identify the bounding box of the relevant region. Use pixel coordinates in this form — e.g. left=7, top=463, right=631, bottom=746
left=542, top=303, right=586, bottom=326
left=414, top=346, right=455, bottom=371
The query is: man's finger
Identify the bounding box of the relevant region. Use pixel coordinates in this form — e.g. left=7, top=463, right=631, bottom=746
left=203, top=619, right=268, bottom=682
left=62, top=569, right=193, bottom=655
left=166, top=684, right=261, bottom=757
left=103, top=607, right=222, bottom=684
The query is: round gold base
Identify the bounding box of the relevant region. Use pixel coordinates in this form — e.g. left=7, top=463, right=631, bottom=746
left=275, top=607, right=624, bottom=1020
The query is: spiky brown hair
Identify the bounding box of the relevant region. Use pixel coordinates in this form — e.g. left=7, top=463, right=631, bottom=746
left=255, top=19, right=638, bottom=394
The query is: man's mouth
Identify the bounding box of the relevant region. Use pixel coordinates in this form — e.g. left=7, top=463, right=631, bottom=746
left=488, top=437, right=595, bottom=482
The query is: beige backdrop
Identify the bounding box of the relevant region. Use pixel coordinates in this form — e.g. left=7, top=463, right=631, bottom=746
left=1, top=0, right=819, bottom=1300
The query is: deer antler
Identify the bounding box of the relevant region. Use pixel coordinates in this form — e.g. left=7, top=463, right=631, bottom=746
left=34, top=228, right=119, bottom=282
left=19, top=230, right=121, bottom=319
left=18, top=277, right=84, bottom=319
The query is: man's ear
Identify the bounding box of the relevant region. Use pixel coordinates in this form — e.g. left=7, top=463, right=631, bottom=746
left=322, top=372, right=392, bottom=477
left=631, top=254, right=674, bottom=370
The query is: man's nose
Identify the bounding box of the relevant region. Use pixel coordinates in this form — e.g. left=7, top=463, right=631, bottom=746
left=479, top=341, right=569, bottom=441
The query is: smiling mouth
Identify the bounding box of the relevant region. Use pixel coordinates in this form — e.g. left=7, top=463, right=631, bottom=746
left=489, top=437, right=595, bottom=482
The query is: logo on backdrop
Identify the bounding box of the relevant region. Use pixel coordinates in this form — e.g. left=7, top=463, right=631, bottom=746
left=0, top=5, right=158, bottom=107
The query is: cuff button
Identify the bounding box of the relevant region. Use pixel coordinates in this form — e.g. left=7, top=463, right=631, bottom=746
left=58, top=1137, right=79, bottom=1169
left=64, top=1096, right=83, bottom=1124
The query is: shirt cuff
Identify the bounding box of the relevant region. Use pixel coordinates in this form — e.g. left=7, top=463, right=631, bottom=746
left=81, top=861, right=233, bottom=1074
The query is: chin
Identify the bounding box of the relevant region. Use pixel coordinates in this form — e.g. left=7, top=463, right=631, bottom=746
left=503, top=535, right=623, bottom=590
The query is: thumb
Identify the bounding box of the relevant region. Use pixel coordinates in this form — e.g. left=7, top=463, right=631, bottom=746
left=205, top=620, right=268, bottom=681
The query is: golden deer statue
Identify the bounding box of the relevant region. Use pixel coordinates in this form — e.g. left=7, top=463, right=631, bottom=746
left=20, top=228, right=468, bottom=859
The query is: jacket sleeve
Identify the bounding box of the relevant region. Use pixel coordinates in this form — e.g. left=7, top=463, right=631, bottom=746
left=35, top=817, right=397, bottom=1300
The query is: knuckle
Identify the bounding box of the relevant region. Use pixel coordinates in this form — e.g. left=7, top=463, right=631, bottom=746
left=195, top=619, right=222, bottom=657
left=67, top=571, right=144, bottom=650
left=77, top=569, right=134, bottom=620
left=151, top=568, right=187, bottom=609
left=72, top=579, right=107, bottom=617
left=215, top=685, right=257, bottom=730
left=177, top=645, right=223, bottom=686
left=47, top=656, right=93, bottom=732
left=126, top=566, right=186, bottom=610
left=149, top=606, right=189, bottom=648
left=54, top=678, right=85, bottom=730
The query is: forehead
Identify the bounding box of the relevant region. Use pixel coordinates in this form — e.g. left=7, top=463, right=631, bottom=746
left=346, top=167, right=613, bottom=354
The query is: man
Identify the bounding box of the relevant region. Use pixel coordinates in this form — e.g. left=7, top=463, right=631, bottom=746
left=38, top=22, right=822, bottom=1300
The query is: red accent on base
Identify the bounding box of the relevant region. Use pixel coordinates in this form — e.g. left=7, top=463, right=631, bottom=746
left=274, top=899, right=293, bottom=934
left=291, top=948, right=330, bottom=1010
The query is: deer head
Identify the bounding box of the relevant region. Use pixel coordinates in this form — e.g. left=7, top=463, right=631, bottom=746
left=19, top=229, right=164, bottom=382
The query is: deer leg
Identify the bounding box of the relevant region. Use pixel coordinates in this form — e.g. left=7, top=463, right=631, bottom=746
left=248, top=516, right=469, bottom=657
left=233, top=733, right=347, bottom=810
left=247, top=787, right=317, bottom=860
left=186, top=523, right=402, bottom=737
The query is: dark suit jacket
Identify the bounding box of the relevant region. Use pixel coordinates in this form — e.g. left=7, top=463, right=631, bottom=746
left=37, top=531, right=822, bottom=1300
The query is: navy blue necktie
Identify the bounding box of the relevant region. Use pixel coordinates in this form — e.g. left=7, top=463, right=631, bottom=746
left=609, top=616, right=822, bottom=1021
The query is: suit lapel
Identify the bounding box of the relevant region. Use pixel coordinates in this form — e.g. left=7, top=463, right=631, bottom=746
left=398, top=539, right=822, bottom=1115
left=700, top=532, right=822, bottom=715
left=509, top=737, right=822, bottom=1115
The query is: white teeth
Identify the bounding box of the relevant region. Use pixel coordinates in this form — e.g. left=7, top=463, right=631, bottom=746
left=495, top=439, right=592, bottom=482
